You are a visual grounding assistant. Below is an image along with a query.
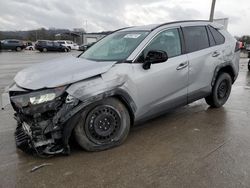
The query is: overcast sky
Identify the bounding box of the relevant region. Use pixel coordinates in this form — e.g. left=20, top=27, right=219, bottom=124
left=0, top=0, right=249, bottom=36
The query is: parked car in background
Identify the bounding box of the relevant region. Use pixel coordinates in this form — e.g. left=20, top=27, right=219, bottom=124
left=3, top=21, right=240, bottom=156
left=78, top=42, right=96, bottom=52
left=35, top=40, right=70, bottom=52
left=72, top=43, right=79, bottom=50
left=0, top=39, right=26, bottom=51
left=245, top=43, right=250, bottom=51
left=56, top=40, right=79, bottom=50
left=25, top=45, right=35, bottom=50
left=25, top=42, right=35, bottom=50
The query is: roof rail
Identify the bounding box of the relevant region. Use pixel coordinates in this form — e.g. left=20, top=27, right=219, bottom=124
left=151, top=20, right=210, bottom=31
left=110, top=26, right=134, bottom=34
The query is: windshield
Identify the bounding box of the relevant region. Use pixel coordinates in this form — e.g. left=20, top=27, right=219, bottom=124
left=80, top=31, right=149, bottom=61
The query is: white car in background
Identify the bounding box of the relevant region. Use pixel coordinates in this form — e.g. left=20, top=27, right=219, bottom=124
left=25, top=45, right=35, bottom=50
left=56, top=40, right=79, bottom=50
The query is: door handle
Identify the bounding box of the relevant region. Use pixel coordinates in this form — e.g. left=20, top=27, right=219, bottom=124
left=176, top=62, right=188, bottom=70
left=212, top=51, right=220, bottom=57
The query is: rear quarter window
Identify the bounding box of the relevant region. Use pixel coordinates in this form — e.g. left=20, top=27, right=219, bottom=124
left=182, top=26, right=210, bottom=53
left=208, top=26, right=225, bottom=45
left=206, top=26, right=216, bottom=47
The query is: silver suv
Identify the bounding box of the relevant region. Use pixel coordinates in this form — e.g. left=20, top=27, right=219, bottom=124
left=4, top=21, right=240, bottom=156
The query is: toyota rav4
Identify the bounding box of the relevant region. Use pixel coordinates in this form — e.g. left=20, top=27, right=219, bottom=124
left=2, top=21, right=240, bottom=156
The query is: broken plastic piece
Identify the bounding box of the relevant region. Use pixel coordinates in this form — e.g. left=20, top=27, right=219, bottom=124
left=29, top=163, right=53, bottom=172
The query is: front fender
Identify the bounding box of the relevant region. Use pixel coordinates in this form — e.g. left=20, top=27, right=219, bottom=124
left=63, top=75, right=137, bottom=123
left=62, top=78, right=136, bottom=149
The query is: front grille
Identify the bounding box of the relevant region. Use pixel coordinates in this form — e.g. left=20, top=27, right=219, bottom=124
left=15, top=125, right=33, bottom=154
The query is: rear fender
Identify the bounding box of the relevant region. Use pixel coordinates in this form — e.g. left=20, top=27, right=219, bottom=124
left=211, top=62, right=237, bottom=86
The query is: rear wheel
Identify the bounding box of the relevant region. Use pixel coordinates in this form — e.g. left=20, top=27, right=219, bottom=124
left=42, top=48, right=47, bottom=52
left=248, top=60, right=250, bottom=71
left=74, top=98, right=130, bottom=151
left=205, top=73, right=232, bottom=108
left=16, top=47, right=22, bottom=51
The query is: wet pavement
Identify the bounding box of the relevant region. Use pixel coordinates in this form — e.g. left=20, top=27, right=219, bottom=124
left=0, top=51, right=250, bottom=188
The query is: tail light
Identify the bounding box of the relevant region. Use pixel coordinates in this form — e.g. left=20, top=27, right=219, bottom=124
left=235, top=41, right=240, bottom=52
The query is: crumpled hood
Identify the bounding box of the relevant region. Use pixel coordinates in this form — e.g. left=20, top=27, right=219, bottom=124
left=14, top=56, right=116, bottom=90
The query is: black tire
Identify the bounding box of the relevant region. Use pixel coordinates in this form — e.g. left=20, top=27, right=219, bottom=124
left=42, top=48, right=47, bottom=52
left=74, top=98, right=130, bottom=151
left=16, top=47, right=22, bottom=51
left=205, top=73, right=232, bottom=108
left=248, top=60, right=250, bottom=71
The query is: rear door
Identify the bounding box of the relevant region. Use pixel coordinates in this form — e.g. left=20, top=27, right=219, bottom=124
left=182, top=26, right=219, bottom=102
left=47, top=41, right=54, bottom=51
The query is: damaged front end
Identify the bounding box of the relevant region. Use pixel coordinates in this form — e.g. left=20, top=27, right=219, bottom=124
left=9, top=84, right=79, bottom=156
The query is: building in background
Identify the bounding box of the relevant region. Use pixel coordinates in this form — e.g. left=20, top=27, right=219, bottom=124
left=55, top=30, right=109, bottom=45
left=213, top=18, right=229, bottom=30
left=81, top=33, right=107, bottom=45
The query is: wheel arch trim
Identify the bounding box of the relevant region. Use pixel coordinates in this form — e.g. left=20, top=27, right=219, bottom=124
left=212, top=62, right=237, bottom=86
left=61, top=88, right=136, bottom=150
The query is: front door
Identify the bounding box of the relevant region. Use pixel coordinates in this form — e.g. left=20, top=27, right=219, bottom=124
left=131, top=28, right=189, bottom=120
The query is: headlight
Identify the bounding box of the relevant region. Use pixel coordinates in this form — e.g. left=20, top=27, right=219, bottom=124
left=10, top=86, right=66, bottom=107
left=30, top=93, right=56, bottom=105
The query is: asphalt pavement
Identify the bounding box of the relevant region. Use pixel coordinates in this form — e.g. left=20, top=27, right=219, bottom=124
left=0, top=50, right=250, bottom=188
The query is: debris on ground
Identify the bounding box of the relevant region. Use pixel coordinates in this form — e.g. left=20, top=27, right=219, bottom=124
left=29, top=163, right=53, bottom=173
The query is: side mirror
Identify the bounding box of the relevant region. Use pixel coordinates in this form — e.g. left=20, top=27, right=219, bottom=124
left=142, top=50, right=168, bottom=70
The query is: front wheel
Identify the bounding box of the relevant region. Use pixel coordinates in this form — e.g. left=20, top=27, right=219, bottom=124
left=248, top=60, right=250, bottom=71
left=74, top=98, right=130, bottom=151
left=205, top=73, right=232, bottom=108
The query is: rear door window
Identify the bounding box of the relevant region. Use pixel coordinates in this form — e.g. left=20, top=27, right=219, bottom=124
left=182, top=26, right=210, bottom=53
left=208, top=26, right=225, bottom=45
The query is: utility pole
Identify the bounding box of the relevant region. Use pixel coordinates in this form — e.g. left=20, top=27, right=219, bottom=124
left=209, top=0, right=216, bottom=22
